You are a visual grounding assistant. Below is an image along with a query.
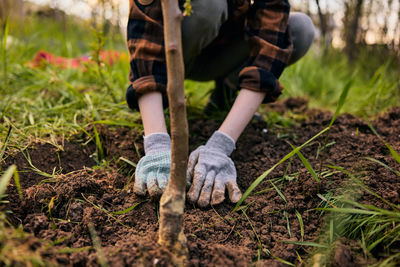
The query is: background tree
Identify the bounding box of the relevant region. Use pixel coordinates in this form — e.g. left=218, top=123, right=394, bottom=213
left=343, top=0, right=364, bottom=60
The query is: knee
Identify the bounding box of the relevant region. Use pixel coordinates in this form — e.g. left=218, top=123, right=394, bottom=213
left=289, top=12, right=315, bottom=46
left=288, top=12, right=315, bottom=64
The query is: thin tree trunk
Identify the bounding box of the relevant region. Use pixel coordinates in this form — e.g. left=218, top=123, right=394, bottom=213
left=315, top=0, right=327, bottom=39
left=345, top=0, right=364, bottom=60
left=398, top=0, right=400, bottom=53
left=158, top=0, right=189, bottom=265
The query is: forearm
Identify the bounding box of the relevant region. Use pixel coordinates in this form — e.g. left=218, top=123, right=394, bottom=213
left=138, top=92, right=168, bottom=136
left=218, top=89, right=266, bottom=142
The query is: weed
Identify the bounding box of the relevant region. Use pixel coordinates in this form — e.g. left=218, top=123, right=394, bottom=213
left=90, top=27, right=117, bottom=103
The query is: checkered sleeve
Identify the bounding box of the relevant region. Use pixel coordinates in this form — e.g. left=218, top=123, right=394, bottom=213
left=126, top=0, right=167, bottom=109
left=239, top=0, right=293, bottom=103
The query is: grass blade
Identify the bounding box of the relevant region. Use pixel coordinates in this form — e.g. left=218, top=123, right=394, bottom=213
left=54, top=246, right=92, bottom=254
left=0, top=165, right=16, bottom=197
left=326, top=165, right=399, bottom=211
left=92, top=124, right=104, bottom=161
left=295, top=210, right=304, bottom=242
left=319, top=81, right=352, bottom=171
left=269, top=253, right=295, bottom=266
left=281, top=240, right=328, bottom=248
left=367, top=121, right=400, bottom=165
left=284, top=210, right=292, bottom=238
left=118, top=156, right=137, bottom=168
left=0, top=126, right=12, bottom=163
left=316, top=208, right=379, bottom=215
left=291, top=143, right=320, bottom=184
left=270, top=181, right=287, bottom=203
left=111, top=201, right=146, bottom=215
left=13, top=168, right=23, bottom=200
left=329, top=80, right=353, bottom=128
left=364, top=157, right=400, bottom=177
left=329, top=218, right=334, bottom=244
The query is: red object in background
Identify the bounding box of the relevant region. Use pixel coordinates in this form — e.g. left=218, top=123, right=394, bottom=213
left=28, top=50, right=124, bottom=69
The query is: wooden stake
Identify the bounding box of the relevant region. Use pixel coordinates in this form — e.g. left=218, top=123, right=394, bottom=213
left=158, top=0, right=189, bottom=264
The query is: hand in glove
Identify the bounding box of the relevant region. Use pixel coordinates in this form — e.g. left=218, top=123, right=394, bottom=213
left=134, top=133, right=171, bottom=198
left=187, top=131, right=242, bottom=207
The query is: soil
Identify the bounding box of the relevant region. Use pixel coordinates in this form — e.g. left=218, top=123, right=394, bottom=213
left=2, top=98, right=400, bottom=266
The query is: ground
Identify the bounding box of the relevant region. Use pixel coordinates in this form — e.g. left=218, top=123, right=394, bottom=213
left=2, top=98, right=400, bottom=266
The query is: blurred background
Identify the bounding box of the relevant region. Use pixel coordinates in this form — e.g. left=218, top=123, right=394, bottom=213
left=0, top=0, right=399, bottom=120
left=2, top=0, right=399, bottom=57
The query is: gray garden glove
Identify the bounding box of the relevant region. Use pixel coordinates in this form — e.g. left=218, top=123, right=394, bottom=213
left=134, top=133, right=171, bottom=198
left=187, top=131, right=242, bottom=207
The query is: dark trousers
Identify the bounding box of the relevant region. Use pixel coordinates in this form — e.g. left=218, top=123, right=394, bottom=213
left=182, top=0, right=315, bottom=82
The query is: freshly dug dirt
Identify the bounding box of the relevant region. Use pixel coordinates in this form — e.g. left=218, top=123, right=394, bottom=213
left=2, top=99, right=400, bottom=266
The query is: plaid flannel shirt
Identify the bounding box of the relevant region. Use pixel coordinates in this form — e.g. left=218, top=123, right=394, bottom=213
left=127, top=0, right=293, bottom=109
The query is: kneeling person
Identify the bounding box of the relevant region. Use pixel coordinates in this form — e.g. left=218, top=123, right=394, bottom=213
left=126, top=0, right=315, bottom=207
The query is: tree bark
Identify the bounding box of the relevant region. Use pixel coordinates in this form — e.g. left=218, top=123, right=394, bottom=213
left=158, top=0, right=189, bottom=265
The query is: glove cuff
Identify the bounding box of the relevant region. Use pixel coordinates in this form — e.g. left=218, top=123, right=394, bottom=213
left=143, top=133, right=171, bottom=154
left=206, top=131, right=236, bottom=156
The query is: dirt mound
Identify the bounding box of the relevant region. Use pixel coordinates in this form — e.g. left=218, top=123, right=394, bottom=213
left=3, top=102, right=400, bottom=266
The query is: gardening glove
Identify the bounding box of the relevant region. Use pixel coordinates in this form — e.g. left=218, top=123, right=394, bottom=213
left=134, top=133, right=171, bottom=198
left=187, top=131, right=242, bottom=207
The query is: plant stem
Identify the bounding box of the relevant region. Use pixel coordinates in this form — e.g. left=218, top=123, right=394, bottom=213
left=158, top=0, right=189, bottom=264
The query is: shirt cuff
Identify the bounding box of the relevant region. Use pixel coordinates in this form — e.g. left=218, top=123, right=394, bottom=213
left=126, top=75, right=168, bottom=110
left=239, top=66, right=283, bottom=103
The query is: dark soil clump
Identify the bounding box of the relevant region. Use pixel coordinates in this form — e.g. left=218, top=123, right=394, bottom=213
left=3, top=101, right=400, bottom=266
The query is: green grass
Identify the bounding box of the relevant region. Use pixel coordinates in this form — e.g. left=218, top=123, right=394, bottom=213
left=280, top=49, right=399, bottom=116
left=309, top=171, right=400, bottom=266
left=302, top=128, right=400, bottom=266
left=0, top=16, right=140, bottom=157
